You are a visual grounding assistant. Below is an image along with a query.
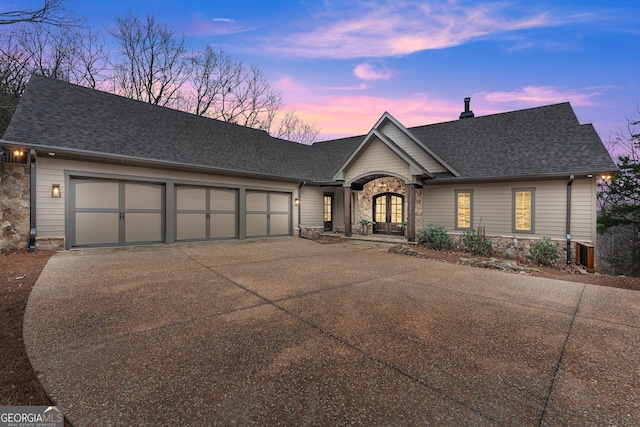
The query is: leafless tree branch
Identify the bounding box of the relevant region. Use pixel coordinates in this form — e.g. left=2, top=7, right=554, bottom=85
left=109, top=12, right=191, bottom=108
left=0, top=0, right=77, bottom=27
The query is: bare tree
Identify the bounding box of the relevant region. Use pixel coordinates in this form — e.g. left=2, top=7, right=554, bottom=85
left=0, top=21, right=106, bottom=135
left=273, top=109, right=320, bottom=145
left=109, top=12, right=191, bottom=108
left=0, top=32, right=31, bottom=134
left=72, top=28, right=108, bottom=89
left=190, top=46, right=241, bottom=116
left=18, top=24, right=74, bottom=80
left=0, top=0, right=76, bottom=27
left=231, top=63, right=282, bottom=130
left=189, top=48, right=283, bottom=131
left=189, top=48, right=319, bottom=142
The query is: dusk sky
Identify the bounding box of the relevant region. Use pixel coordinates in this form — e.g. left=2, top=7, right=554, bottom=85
left=33, top=1, right=640, bottom=143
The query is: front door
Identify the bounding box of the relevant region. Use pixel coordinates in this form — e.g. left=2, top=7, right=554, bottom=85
left=323, top=194, right=333, bottom=231
left=373, top=193, right=403, bottom=235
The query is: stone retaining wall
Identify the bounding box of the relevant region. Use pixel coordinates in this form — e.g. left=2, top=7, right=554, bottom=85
left=450, top=233, right=573, bottom=264
left=300, top=227, right=324, bottom=240
left=1, top=163, right=30, bottom=251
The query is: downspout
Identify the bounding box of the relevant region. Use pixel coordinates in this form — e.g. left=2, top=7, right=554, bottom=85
left=566, top=175, right=574, bottom=264
left=297, top=181, right=305, bottom=238
left=28, top=149, right=36, bottom=254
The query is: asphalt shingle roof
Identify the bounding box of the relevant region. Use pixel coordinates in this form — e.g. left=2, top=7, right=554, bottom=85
left=408, top=103, right=617, bottom=179
left=3, top=75, right=617, bottom=183
left=4, top=75, right=335, bottom=181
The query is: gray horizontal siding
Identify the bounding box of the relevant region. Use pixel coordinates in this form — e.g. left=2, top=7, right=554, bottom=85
left=423, top=178, right=595, bottom=243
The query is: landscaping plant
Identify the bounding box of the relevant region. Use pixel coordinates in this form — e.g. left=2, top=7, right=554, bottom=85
left=416, top=224, right=452, bottom=250
left=527, top=237, right=559, bottom=266
left=462, top=228, right=493, bottom=256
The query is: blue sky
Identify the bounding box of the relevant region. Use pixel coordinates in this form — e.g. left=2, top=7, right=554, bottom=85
left=27, top=1, right=640, bottom=143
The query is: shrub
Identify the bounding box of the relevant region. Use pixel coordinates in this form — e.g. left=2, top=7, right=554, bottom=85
left=462, top=229, right=493, bottom=256
left=527, top=237, right=559, bottom=266
left=416, top=224, right=452, bottom=250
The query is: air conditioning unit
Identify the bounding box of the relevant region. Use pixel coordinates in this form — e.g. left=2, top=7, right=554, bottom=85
left=575, top=242, right=595, bottom=273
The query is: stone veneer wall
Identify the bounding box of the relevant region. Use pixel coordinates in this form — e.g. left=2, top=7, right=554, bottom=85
left=450, top=233, right=575, bottom=264
left=0, top=162, right=30, bottom=251
left=355, top=177, right=422, bottom=235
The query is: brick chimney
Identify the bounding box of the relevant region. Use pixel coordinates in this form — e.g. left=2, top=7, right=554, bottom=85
left=459, top=97, right=474, bottom=119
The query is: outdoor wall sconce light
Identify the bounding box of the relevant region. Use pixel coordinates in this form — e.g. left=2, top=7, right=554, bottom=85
left=294, top=198, right=300, bottom=206
left=51, top=184, right=61, bottom=198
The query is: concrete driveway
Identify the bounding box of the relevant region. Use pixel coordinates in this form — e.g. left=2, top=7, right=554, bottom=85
left=24, top=238, right=640, bottom=426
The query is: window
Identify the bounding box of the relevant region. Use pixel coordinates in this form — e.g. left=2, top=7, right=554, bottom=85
left=455, top=190, right=473, bottom=229
left=374, top=196, right=386, bottom=223
left=390, top=195, right=403, bottom=223
left=323, top=195, right=332, bottom=222
left=513, top=188, right=535, bottom=233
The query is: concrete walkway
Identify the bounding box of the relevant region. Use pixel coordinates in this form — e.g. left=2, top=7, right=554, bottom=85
left=24, top=238, right=640, bottom=426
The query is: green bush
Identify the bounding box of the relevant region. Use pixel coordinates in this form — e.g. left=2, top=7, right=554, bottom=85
left=527, top=237, right=559, bottom=266
left=462, top=229, right=493, bottom=256
left=416, top=224, right=452, bottom=250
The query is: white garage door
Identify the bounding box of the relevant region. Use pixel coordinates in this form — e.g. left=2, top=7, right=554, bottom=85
left=70, top=178, right=164, bottom=247
left=175, top=186, right=238, bottom=241
left=246, top=190, right=291, bottom=237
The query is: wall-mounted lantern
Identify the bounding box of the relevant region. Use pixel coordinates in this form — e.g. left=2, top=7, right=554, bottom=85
left=294, top=197, right=300, bottom=206
left=51, top=183, right=61, bottom=198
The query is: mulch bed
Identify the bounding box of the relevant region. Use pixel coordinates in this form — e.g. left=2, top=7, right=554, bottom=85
left=0, top=250, right=72, bottom=426
left=389, top=244, right=640, bottom=291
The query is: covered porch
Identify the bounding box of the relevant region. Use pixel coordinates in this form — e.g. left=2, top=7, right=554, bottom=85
left=342, top=175, right=423, bottom=243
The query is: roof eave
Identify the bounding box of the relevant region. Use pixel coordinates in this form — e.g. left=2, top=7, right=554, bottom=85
left=423, top=169, right=620, bottom=185
left=1, top=140, right=309, bottom=183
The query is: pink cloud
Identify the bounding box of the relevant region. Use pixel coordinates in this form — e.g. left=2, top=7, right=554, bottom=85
left=181, top=14, right=261, bottom=37
left=273, top=76, right=311, bottom=97
left=353, top=62, right=393, bottom=81
left=481, top=86, right=606, bottom=107
left=266, top=1, right=554, bottom=59
left=283, top=94, right=463, bottom=140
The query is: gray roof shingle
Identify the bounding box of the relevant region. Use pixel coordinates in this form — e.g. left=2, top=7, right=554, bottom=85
left=3, top=75, right=617, bottom=184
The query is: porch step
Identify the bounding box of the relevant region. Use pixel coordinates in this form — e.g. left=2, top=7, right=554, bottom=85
left=320, top=232, right=418, bottom=245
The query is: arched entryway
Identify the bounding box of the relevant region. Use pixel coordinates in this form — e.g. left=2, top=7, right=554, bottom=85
left=343, top=174, right=420, bottom=242
left=373, top=192, right=404, bottom=235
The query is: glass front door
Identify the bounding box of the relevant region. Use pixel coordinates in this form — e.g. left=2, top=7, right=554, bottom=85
left=373, top=193, right=403, bottom=235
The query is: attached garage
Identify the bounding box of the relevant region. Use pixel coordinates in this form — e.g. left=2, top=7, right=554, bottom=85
left=69, top=178, right=165, bottom=247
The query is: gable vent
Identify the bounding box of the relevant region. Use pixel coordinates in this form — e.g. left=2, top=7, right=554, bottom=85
left=459, top=97, right=474, bottom=119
